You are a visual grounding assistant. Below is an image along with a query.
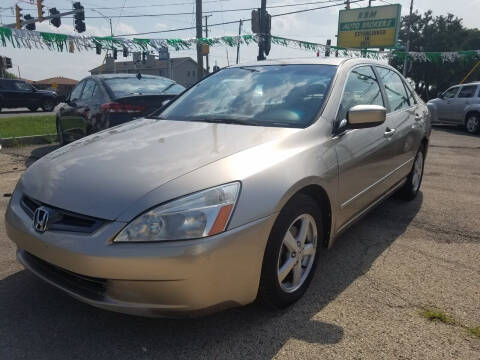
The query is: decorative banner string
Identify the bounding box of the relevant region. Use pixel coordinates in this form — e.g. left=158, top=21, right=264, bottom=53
left=1, top=26, right=480, bottom=63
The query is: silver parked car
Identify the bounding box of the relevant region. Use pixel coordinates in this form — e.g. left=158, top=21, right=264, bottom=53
left=5, top=58, right=431, bottom=317
left=427, top=82, right=480, bottom=134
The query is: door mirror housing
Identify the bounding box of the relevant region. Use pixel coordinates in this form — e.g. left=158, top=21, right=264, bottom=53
left=346, top=105, right=386, bottom=129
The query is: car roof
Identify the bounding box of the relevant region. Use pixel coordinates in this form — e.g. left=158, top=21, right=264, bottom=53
left=91, top=73, right=175, bottom=82
left=228, top=57, right=388, bottom=68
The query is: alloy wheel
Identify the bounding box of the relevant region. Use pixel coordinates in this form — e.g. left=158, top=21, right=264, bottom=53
left=466, top=116, right=479, bottom=133
left=277, top=213, right=317, bottom=293
left=412, top=151, right=424, bottom=192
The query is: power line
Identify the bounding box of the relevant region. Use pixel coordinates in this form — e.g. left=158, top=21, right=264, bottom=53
left=112, top=0, right=361, bottom=36
left=16, top=0, right=346, bottom=18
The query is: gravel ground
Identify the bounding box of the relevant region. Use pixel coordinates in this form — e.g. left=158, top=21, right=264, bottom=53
left=0, top=127, right=479, bottom=359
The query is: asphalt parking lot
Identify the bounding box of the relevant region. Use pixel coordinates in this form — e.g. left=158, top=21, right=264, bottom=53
left=0, top=127, right=479, bottom=359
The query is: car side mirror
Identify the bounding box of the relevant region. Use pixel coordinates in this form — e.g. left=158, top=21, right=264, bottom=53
left=346, top=105, right=386, bottom=129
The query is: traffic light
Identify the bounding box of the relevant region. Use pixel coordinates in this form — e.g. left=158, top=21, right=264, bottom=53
left=24, top=14, right=35, bottom=31
left=37, top=0, right=45, bottom=22
left=73, top=2, right=86, bottom=33
left=49, top=8, right=61, bottom=28
left=123, top=46, right=129, bottom=58
left=264, top=13, right=272, bottom=56
left=113, top=48, right=118, bottom=60
left=15, top=5, right=22, bottom=29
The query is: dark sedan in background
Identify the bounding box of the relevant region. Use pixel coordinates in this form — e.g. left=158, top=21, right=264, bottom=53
left=56, top=74, right=185, bottom=145
left=0, top=79, right=58, bottom=112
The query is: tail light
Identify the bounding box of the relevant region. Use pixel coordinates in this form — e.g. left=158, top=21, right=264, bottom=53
left=101, top=102, right=145, bottom=113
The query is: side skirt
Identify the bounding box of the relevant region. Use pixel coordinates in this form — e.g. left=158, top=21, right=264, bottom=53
left=328, top=177, right=407, bottom=248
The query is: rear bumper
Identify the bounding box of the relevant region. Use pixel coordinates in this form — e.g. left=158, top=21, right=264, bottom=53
left=6, top=189, right=275, bottom=317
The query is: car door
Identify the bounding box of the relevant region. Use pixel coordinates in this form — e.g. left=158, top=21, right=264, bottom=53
left=74, top=78, right=99, bottom=135
left=437, top=86, right=460, bottom=122
left=59, top=80, right=85, bottom=142
left=375, top=66, right=422, bottom=185
left=454, top=85, right=478, bottom=123
left=12, top=81, right=36, bottom=108
left=334, top=65, right=397, bottom=228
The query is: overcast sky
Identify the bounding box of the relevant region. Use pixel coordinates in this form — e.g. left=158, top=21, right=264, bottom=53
left=0, top=0, right=478, bottom=81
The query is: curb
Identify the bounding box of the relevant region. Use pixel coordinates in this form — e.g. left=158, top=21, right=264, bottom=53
left=0, top=134, right=58, bottom=148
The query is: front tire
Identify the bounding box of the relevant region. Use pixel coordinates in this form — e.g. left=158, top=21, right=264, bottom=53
left=397, top=145, right=425, bottom=201
left=465, top=114, right=480, bottom=134
left=258, top=194, right=323, bottom=309
left=28, top=106, right=38, bottom=112
left=56, top=118, right=65, bottom=146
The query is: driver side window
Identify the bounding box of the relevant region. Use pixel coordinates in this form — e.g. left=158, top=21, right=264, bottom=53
left=337, top=66, right=384, bottom=122
left=443, top=87, right=459, bottom=99
left=70, top=81, right=85, bottom=101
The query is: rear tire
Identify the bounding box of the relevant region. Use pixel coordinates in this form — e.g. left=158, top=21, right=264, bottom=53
left=258, top=194, right=323, bottom=309
left=465, top=114, right=480, bottom=134
left=42, top=99, right=55, bottom=112
left=397, top=145, right=425, bottom=201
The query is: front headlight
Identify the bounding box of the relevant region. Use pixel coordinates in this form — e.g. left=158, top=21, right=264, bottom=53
left=114, top=182, right=240, bottom=242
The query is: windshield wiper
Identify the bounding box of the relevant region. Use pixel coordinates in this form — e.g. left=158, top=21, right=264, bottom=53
left=190, top=118, right=260, bottom=126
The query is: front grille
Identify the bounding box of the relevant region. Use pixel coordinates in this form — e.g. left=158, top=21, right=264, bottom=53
left=21, top=195, right=105, bottom=233
left=21, top=251, right=106, bottom=300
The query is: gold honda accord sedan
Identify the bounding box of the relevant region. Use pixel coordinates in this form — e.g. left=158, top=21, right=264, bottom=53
left=5, top=58, right=431, bottom=317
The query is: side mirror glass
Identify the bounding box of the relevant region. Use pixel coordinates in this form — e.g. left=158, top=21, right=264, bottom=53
left=347, top=105, right=386, bottom=129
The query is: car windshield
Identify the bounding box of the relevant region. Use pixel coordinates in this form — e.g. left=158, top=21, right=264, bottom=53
left=159, top=64, right=337, bottom=128
left=104, top=77, right=185, bottom=97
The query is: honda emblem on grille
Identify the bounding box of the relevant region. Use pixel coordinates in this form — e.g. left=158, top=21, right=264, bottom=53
left=33, top=206, right=49, bottom=233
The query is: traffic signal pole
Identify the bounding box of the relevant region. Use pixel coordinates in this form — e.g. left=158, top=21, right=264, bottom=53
left=257, top=0, right=267, bottom=61
left=195, top=0, right=204, bottom=81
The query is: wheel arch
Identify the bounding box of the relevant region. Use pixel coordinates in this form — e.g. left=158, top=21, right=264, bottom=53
left=465, top=110, right=480, bottom=123
left=274, top=180, right=333, bottom=249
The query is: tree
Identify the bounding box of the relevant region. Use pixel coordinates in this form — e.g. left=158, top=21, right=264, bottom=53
left=390, top=11, right=480, bottom=100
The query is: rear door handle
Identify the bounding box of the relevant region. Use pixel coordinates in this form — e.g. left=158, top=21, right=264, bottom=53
left=415, top=114, right=422, bottom=121
left=384, top=127, right=396, bottom=138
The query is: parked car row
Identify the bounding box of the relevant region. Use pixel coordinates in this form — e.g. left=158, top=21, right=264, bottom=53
left=0, top=78, right=58, bottom=112
left=6, top=58, right=431, bottom=317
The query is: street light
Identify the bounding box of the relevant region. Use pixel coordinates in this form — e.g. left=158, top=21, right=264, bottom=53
left=91, top=9, right=116, bottom=72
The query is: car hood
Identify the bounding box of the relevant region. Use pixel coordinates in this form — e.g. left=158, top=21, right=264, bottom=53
left=20, top=118, right=296, bottom=220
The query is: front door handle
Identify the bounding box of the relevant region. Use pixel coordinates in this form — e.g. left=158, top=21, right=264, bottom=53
left=384, top=127, right=396, bottom=138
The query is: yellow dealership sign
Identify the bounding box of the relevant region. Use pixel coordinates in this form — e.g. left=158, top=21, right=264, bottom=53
left=338, top=4, right=401, bottom=49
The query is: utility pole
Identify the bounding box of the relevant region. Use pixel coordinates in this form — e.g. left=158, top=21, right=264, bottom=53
left=368, top=0, right=374, bottom=6
left=257, top=0, right=267, bottom=61
left=403, top=0, right=414, bottom=76
left=345, top=0, right=350, bottom=9
left=236, top=19, right=243, bottom=64
left=196, top=0, right=204, bottom=82
left=204, top=15, right=211, bottom=74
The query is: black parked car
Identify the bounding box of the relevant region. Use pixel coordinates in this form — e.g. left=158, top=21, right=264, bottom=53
left=56, top=74, right=185, bottom=145
left=0, top=78, right=58, bottom=112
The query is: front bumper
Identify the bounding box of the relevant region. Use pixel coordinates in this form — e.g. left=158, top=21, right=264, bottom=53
left=5, top=190, right=275, bottom=317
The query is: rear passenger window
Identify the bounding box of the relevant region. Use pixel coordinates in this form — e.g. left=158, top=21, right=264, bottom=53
left=337, top=66, right=384, bottom=121
left=376, top=67, right=410, bottom=112
left=458, top=85, right=477, bottom=98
